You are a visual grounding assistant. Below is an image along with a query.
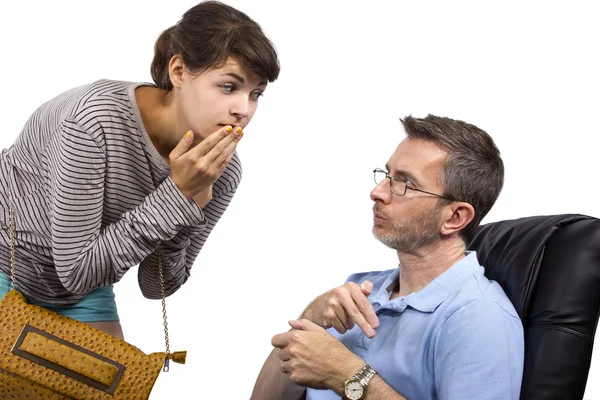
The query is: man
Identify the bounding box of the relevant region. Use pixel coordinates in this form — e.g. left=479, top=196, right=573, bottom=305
left=252, top=114, right=524, bottom=400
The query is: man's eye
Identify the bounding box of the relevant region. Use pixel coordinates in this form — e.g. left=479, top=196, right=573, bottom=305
left=393, top=176, right=412, bottom=187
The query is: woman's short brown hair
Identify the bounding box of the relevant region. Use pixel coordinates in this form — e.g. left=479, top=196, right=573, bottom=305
left=151, top=1, right=280, bottom=90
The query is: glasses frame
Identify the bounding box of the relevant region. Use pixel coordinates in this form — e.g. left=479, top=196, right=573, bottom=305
left=373, top=168, right=457, bottom=202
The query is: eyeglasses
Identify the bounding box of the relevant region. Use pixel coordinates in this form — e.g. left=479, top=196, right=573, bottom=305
left=373, top=168, right=457, bottom=201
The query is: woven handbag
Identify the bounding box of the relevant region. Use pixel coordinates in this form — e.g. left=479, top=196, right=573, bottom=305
left=0, top=208, right=186, bottom=399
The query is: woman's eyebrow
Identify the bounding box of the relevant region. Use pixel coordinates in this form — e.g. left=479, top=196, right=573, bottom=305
left=220, top=72, right=268, bottom=87
left=220, top=72, right=245, bottom=83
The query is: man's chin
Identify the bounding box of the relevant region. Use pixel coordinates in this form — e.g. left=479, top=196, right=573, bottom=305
left=372, top=229, right=397, bottom=250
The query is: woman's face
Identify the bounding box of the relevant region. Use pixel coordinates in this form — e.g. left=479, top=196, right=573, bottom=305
left=174, top=56, right=268, bottom=139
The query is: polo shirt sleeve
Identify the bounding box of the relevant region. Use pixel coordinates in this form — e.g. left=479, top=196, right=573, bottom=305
left=433, top=299, right=524, bottom=400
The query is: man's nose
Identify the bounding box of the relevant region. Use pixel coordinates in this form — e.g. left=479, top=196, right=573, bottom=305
left=370, top=179, right=392, bottom=204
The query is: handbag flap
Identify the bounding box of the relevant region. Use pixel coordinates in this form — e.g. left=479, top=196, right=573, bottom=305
left=0, top=290, right=165, bottom=399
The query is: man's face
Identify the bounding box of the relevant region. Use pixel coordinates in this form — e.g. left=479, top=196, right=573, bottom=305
left=371, top=137, right=449, bottom=253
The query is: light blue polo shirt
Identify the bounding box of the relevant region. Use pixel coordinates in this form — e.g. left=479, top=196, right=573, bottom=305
left=306, top=252, right=524, bottom=400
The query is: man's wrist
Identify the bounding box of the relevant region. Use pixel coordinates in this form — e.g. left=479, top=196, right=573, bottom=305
left=326, top=356, right=365, bottom=396
left=299, top=304, right=314, bottom=322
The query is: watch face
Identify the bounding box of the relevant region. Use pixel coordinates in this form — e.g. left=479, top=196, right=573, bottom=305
left=344, top=379, right=364, bottom=400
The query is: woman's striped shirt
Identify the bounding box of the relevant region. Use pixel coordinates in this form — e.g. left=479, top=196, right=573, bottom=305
left=0, top=79, right=241, bottom=305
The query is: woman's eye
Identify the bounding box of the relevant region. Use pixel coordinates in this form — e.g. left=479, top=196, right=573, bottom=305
left=220, top=84, right=234, bottom=94
left=250, top=91, right=263, bottom=101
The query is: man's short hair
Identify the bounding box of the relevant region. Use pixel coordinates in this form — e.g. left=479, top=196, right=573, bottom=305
left=401, top=114, right=504, bottom=244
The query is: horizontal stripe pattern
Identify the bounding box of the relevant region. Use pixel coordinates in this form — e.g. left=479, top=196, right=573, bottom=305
left=0, top=79, right=241, bottom=304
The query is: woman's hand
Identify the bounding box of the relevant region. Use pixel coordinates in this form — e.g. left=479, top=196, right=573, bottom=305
left=169, top=125, right=242, bottom=199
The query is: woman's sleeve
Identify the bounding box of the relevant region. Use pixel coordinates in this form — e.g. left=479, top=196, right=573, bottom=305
left=48, top=120, right=205, bottom=294
left=137, top=153, right=242, bottom=298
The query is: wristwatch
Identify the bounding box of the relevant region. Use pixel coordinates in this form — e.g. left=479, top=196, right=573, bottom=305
left=342, top=364, right=377, bottom=400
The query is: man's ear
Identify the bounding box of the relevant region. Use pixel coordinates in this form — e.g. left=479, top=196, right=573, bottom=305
left=168, top=55, right=185, bottom=89
left=440, top=202, right=475, bottom=236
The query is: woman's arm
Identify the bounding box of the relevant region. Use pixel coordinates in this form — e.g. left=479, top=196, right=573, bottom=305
left=137, top=153, right=242, bottom=298
left=47, top=120, right=205, bottom=293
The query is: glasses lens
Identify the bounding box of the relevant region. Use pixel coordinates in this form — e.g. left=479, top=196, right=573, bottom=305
left=374, top=169, right=386, bottom=185
left=391, top=179, right=406, bottom=195
left=374, top=169, right=406, bottom=195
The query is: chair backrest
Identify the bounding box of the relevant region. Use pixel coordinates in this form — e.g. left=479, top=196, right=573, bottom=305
left=469, top=214, right=600, bottom=399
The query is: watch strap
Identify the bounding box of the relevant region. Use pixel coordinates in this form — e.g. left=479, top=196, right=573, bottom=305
left=352, top=364, right=377, bottom=386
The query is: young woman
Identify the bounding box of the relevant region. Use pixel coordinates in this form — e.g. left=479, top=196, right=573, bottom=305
left=0, top=1, right=280, bottom=340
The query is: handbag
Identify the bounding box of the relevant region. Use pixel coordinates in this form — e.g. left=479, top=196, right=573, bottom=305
left=0, top=208, right=186, bottom=399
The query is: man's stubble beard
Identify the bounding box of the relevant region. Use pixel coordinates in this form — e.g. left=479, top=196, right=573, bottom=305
left=373, top=203, right=444, bottom=253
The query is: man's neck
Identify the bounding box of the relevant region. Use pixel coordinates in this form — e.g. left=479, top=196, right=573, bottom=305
left=393, top=238, right=467, bottom=298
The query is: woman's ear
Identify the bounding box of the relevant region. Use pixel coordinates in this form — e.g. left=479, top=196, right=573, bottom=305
left=168, top=55, right=185, bottom=89
left=440, top=202, right=475, bottom=236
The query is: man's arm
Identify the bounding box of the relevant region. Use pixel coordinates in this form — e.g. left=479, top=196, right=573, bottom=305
left=360, top=376, right=406, bottom=400
left=269, top=320, right=408, bottom=400
left=251, top=347, right=306, bottom=400
left=252, top=279, right=379, bottom=399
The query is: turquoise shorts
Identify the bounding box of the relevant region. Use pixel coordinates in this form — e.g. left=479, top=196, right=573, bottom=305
left=0, top=272, right=119, bottom=322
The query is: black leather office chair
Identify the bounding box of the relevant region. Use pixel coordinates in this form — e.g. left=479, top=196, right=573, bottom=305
left=469, top=214, right=600, bottom=399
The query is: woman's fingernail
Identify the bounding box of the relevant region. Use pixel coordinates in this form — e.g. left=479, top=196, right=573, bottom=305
left=225, top=125, right=233, bottom=133
left=185, top=130, right=192, bottom=139
left=237, top=132, right=244, bottom=139
left=235, top=127, right=243, bottom=134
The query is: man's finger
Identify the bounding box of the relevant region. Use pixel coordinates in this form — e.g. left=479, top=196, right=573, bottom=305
left=341, top=309, right=356, bottom=331
left=271, top=332, right=292, bottom=349
left=278, top=347, right=290, bottom=362
left=288, top=319, right=326, bottom=332
left=336, top=288, right=377, bottom=337
left=329, top=314, right=348, bottom=334
left=342, top=303, right=376, bottom=338
left=342, top=291, right=378, bottom=338
left=333, top=304, right=354, bottom=333
left=360, top=280, right=374, bottom=296
left=350, top=287, right=379, bottom=328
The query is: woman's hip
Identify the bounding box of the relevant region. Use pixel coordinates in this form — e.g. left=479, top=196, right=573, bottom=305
left=0, top=271, right=120, bottom=324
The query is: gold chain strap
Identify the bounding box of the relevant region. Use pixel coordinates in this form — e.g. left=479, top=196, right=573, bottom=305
left=8, top=207, right=172, bottom=369
left=157, top=250, right=171, bottom=371
left=9, top=208, right=16, bottom=289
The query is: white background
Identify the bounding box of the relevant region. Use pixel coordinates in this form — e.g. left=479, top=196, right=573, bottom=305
left=1, top=1, right=598, bottom=399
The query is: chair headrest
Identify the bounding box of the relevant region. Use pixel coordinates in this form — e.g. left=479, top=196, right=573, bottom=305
left=469, top=214, right=600, bottom=327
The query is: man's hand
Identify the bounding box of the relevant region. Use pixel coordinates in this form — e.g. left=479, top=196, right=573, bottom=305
left=302, top=281, right=379, bottom=338
left=272, top=319, right=364, bottom=393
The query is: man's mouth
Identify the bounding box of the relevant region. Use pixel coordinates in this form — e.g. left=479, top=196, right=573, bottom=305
left=373, top=207, right=387, bottom=221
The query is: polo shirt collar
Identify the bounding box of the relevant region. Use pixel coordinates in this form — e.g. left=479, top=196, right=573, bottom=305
left=370, top=251, right=481, bottom=313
